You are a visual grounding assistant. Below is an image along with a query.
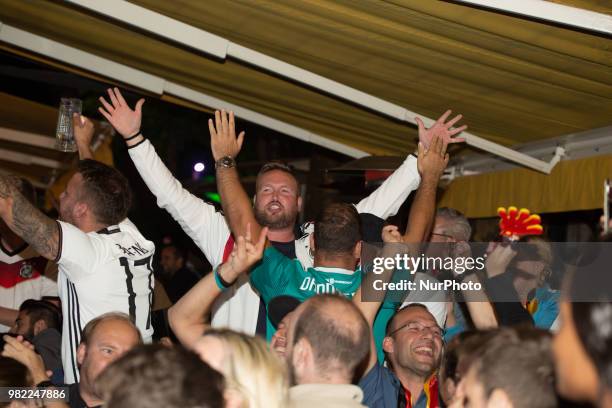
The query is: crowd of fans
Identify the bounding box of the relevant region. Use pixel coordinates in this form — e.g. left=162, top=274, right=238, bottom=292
left=0, top=87, right=610, bottom=408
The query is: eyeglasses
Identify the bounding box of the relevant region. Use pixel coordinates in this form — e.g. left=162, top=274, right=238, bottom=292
left=431, top=232, right=456, bottom=241
left=388, top=321, right=444, bottom=339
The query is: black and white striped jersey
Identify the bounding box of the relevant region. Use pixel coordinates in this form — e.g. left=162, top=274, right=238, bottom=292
left=56, top=218, right=155, bottom=384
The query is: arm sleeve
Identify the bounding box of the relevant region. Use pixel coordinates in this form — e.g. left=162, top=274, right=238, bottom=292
left=56, top=221, right=101, bottom=281
left=128, top=139, right=230, bottom=267
left=355, top=155, right=420, bottom=219
left=485, top=274, right=534, bottom=327
left=249, top=247, right=293, bottom=302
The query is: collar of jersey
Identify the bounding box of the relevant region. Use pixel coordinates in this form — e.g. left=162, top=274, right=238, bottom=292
left=312, top=266, right=357, bottom=275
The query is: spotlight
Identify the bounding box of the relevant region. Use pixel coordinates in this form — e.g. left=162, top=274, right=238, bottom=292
left=194, top=162, right=205, bottom=172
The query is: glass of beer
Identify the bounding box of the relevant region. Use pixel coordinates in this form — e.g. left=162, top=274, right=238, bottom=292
left=55, top=98, right=83, bottom=152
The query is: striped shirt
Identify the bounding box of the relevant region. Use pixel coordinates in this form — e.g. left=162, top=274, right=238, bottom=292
left=56, top=219, right=155, bottom=384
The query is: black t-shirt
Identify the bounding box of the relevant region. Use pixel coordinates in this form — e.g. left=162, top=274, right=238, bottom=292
left=68, top=383, right=102, bottom=408
left=164, top=267, right=201, bottom=304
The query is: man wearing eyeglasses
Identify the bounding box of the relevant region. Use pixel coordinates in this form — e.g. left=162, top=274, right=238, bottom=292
left=353, top=136, right=449, bottom=407
left=358, top=302, right=444, bottom=408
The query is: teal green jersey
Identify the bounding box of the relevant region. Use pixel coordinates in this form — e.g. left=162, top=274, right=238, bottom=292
left=249, top=247, right=400, bottom=353
left=250, top=247, right=362, bottom=341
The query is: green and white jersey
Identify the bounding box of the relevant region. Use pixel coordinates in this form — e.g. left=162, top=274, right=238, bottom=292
left=250, top=247, right=362, bottom=340
left=250, top=247, right=400, bottom=347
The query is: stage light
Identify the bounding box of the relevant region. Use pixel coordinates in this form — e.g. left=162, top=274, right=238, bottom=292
left=194, top=162, right=205, bottom=172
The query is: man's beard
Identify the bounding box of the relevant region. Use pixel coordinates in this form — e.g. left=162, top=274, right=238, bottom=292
left=254, top=204, right=296, bottom=230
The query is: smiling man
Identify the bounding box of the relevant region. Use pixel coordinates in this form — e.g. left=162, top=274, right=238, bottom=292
left=360, top=303, right=444, bottom=408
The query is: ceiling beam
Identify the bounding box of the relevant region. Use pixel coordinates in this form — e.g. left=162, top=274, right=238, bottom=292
left=448, top=125, right=612, bottom=177
left=59, top=1, right=567, bottom=173
left=452, top=0, right=612, bottom=36
left=0, top=127, right=56, bottom=149
left=0, top=168, right=49, bottom=189
left=0, top=147, right=64, bottom=169
left=0, top=23, right=368, bottom=159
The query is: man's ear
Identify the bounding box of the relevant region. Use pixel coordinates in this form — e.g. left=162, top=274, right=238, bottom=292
left=253, top=194, right=257, bottom=206
left=32, top=319, right=48, bottom=337
left=487, top=389, right=513, bottom=408
left=382, top=336, right=394, bottom=354
left=353, top=241, right=362, bottom=259
left=73, top=201, right=88, bottom=219
left=309, top=234, right=315, bottom=252
left=292, top=338, right=312, bottom=378
left=77, top=343, right=87, bottom=366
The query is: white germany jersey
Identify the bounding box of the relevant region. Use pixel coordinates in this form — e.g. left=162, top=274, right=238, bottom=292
left=56, top=218, right=155, bottom=384
left=0, top=244, right=57, bottom=332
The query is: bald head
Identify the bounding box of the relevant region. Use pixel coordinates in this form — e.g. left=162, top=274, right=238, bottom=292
left=291, top=294, right=369, bottom=376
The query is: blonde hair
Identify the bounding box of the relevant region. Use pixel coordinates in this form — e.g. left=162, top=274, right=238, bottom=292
left=204, top=328, right=288, bottom=408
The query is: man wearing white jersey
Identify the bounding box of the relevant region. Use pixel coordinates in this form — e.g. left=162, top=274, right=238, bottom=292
left=0, top=116, right=154, bottom=384
left=0, top=177, right=57, bottom=333
left=98, top=87, right=466, bottom=336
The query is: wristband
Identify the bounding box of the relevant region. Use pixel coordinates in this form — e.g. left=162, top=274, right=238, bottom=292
left=124, top=131, right=142, bottom=141
left=214, top=266, right=234, bottom=291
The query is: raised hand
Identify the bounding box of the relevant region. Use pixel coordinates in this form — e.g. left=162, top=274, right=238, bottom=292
left=2, top=335, right=49, bottom=384
left=417, top=134, right=449, bottom=180
left=72, top=114, right=94, bottom=147
left=209, top=110, right=245, bottom=161
left=219, top=223, right=268, bottom=283
left=485, top=242, right=517, bottom=278
left=98, top=87, right=144, bottom=139
left=382, top=225, right=403, bottom=243
left=416, top=110, right=467, bottom=150
left=73, top=114, right=95, bottom=159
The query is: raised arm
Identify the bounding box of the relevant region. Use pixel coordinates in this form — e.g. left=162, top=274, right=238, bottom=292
left=403, top=135, right=449, bottom=243
left=0, top=176, right=59, bottom=261
left=73, top=114, right=95, bottom=160
left=99, top=88, right=231, bottom=267
left=355, top=110, right=465, bottom=219
left=209, top=110, right=264, bottom=243
left=354, top=225, right=406, bottom=372
left=168, top=226, right=267, bottom=348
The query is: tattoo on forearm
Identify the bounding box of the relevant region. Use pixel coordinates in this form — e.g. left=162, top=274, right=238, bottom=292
left=0, top=175, right=59, bottom=260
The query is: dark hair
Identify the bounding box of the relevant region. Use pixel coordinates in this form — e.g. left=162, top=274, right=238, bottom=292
left=313, top=203, right=361, bottom=255
left=293, top=294, right=369, bottom=375
left=97, top=344, right=225, bottom=408
left=81, top=312, right=142, bottom=345
left=19, top=299, right=61, bottom=331
left=77, top=159, right=132, bottom=225
left=0, top=357, right=30, bottom=407
left=0, top=356, right=30, bottom=388
left=470, top=328, right=556, bottom=408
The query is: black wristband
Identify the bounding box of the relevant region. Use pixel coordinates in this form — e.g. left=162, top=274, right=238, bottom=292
left=124, top=131, right=142, bottom=141
left=127, top=137, right=147, bottom=150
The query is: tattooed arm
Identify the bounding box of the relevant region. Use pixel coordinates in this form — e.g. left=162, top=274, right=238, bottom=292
left=0, top=175, right=59, bottom=261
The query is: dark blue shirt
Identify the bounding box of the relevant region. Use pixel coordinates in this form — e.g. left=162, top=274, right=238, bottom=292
left=359, top=364, right=436, bottom=408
